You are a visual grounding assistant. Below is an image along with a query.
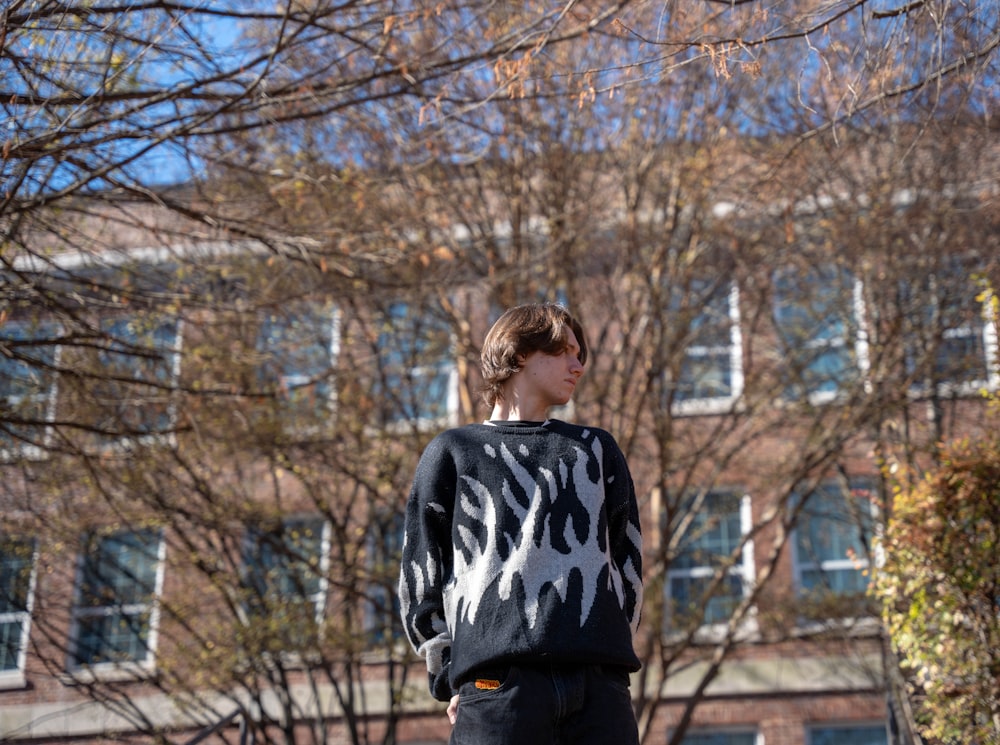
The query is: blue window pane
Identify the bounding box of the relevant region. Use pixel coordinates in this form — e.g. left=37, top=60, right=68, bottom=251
left=383, top=368, right=451, bottom=422
left=801, top=567, right=870, bottom=594
left=901, top=259, right=988, bottom=387
left=375, top=302, right=452, bottom=425
left=92, top=316, right=179, bottom=435
left=244, top=519, right=325, bottom=601
left=0, top=539, right=33, bottom=614
left=75, top=612, right=151, bottom=665
left=74, top=529, right=161, bottom=665
left=0, top=620, right=25, bottom=671
left=242, top=518, right=327, bottom=647
left=667, top=491, right=747, bottom=625
left=674, top=492, right=743, bottom=570
left=774, top=265, right=857, bottom=399
left=680, top=732, right=757, bottom=745
left=0, top=538, right=34, bottom=672
left=811, top=725, right=886, bottom=745
left=257, top=303, right=336, bottom=418
left=774, top=265, right=849, bottom=340
left=674, top=280, right=737, bottom=403
left=0, top=321, right=60, bottom=447
left=669, top=573, right=744, bottom=625
left=795, top=483, right=874, bottom=595
left=678, top=351, right=733, bottom=401
left=367, top=513, right=405, bottom=644
left=802, top=346, right=849, bottom=396
left=935, top=333, right=988, bottom=383
left=80, top=530, right=160, bottom=608
left=243, top=517, right=326, bottom=646
left=798, top=488, right=872, bottom=563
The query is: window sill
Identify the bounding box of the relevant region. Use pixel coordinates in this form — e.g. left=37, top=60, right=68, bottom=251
left=791, top=615, right=881, bottom=639
left=663, top=615, right=760, bottom=645
left=59, top=662, right=157, bottom=685
left=670, top=396, right=743, bottom=418
left=0, top=671, right=28, bottom=690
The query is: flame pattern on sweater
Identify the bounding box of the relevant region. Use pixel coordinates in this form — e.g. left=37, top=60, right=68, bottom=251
left=398, top=419, right=643, bottom=701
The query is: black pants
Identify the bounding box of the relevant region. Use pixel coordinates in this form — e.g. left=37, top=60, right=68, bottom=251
left=449, top=663, right=639, bottom=745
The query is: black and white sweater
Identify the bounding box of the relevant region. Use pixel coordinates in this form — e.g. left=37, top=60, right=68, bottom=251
left=398, top=419, right=643, bottom=701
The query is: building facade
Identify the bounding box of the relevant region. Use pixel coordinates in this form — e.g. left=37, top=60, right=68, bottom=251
left=2, top=188, right=998, bottom=745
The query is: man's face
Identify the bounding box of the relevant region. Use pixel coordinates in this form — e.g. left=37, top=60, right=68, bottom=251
left=517, top=328, right=585, bottom=409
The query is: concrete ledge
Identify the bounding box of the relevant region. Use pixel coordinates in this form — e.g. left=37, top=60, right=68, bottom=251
left=0, top=678, right=442, bottom=740
left=657, top=654, right=884, bottom=699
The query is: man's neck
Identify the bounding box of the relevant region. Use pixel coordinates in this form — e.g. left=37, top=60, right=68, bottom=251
left=489, top=401, right=548, bottom=422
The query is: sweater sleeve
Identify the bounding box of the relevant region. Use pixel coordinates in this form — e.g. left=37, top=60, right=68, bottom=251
left=606, top=434, right=643, bottom=636
left=398, top=437, right=457, bottom=702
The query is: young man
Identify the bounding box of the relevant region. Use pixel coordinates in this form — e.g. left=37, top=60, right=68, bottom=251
left=398, top=303, right=643, bottom=745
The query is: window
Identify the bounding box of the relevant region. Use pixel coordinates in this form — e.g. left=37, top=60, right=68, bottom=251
left=71, top=529, right=164, bottom=669
left=773, top=264, right=866, bottom=402
left=902, top=258, right=998, bottom=393
left=88, top=315, right=182, bottom=440
left=673, top=280, right=743, bottom=415
left=0, top=320, right=60, bottom=455
left=679, top=731, right=760, bottom=745
left=666, top=490, right=753, bottom=627
left=365, top=512, right=405, bottom=645
left=808, top=724, right=887, bottom=745
left=242, top=517, right=329, bottom=646
left=793, top=481, right=876, bottom=598
left=257, top=300, right=339, bottom=423
left=374, top=302, right=455, bottom=427
left=0, top=538, right=36, bottom=681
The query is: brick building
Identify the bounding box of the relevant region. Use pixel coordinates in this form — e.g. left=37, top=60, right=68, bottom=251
left=1, top=178, right=998, bottom=745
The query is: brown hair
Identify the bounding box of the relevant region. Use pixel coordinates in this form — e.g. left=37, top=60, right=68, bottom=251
left=480, top=303, right=588, bottom=408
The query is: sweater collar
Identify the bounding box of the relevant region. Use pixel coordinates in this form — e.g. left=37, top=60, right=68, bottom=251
left=484, top=418, right=550, bottom=428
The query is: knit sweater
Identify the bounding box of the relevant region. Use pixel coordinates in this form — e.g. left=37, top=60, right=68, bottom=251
left=398, top=419, right=643, bottom=701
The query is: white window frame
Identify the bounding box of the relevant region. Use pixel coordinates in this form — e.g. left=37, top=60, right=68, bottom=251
left=665, top=491, right=755, bottom=634
left=68, top=529, right=166, bottom=678
left=673, top=282, right=745, bottom=416
left=0, top=538, right=38, bottom=689
left=904, top=265, right=999, bottom=397
left=773, top=266, right=868, bottom=405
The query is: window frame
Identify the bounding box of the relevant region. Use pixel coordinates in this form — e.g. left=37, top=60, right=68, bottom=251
left=373, top=301, right=458, bottom=431
left=0, top=537, right=38, bottom=688
left=363, top=511, right=406, bottom=648
left=255, top=300, right=341, bottom=428
left=676, top=730, right=763, bottom=745
left=901, top=259, right=999, bottom=396
left=671, top=281, right=745, bottom=417
left=664, top=490, right=755, bottom=634
left=240, top=516, right=331, bottom=641
left=68, top=528, right=166, bottom=676
left=807, top=722, right=888, bottom=745
left=791, top=480, right=878, bottom=600
left=89, top=314, right=184, bottom=444
left=0, top=320, right=62, bottom=460
left=772, top=264, right=869, bottom=404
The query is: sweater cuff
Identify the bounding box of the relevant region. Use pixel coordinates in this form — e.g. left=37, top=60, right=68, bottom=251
left=430, top=664, right=453, bottom=702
